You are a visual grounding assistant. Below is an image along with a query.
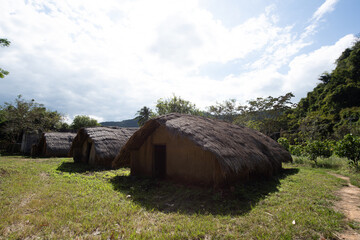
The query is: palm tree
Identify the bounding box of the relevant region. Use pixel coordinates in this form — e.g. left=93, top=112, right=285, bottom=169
left=135, top=106, right=153, bottom=126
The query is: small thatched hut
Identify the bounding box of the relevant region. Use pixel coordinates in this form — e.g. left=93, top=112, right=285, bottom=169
left=35, top=132, right=76, bottom=157
left=70, top=127, right=137, bottom=168
left=21, top=131, right=41, bottom=155
left=112, top=113, right=292, bottom=187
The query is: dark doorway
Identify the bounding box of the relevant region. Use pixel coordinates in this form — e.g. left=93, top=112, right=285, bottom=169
left=86, top=142, right=92, bottom=163
left=153, top=145, right=166, bottom=179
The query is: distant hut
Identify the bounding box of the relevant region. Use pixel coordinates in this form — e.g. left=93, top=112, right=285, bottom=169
left=70, top=127, right=137, bottom=168
left=112, top=113, right=292, bottom=187
left=21, top=130, right=41, bottom=155
left=36, top=132, right=76, bottom=157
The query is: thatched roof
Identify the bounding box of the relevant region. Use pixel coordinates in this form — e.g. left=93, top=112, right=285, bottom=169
left=70, top=127, right=138, bottom=167
left=112, top=113, right=292, bottom=176
left=37, top=132, right=76, bottom=157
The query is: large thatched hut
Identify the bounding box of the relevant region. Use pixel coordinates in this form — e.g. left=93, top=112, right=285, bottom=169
left=70, top=127, right=137, bottom=168
left=35, top=132, right=76, bottom=157
left=112, top=113, right=292, bottom=187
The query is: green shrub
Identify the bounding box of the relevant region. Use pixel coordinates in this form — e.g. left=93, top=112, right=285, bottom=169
left=277, top=137, right=289, bottom=151
left=304, top=140, right=333, bottom=164
left=335, top=134, right=360, bottom=170
left=289, top=145, right=304, bottom=156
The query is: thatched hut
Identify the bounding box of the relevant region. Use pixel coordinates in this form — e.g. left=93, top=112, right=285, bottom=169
left=21, top=131, right=41, bottom=155
left=35, top=132, right=76, bottom=157
left=70, top=127, right=137, bottom=168
left=112, top=113, right=292, bottom=187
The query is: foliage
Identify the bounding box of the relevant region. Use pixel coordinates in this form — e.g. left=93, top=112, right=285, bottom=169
left=135, top=106, right=153, bottom=126
left=335, top=134, right=360, bottom=170
left=207, top=99, right=238, bottom=122
left=304, top=140, right=333, bottom=164
left=289, top=145, right=304, bottom=156
left=234, top=92, right=295, bottom=138
left=155, top=94, right=202, bottom=116
left=277, top=137, right=289, bottom=151
left=0, top=95, right=63, bottom=143
left=0, top=38, right=11, bottom=78
left=290, top=38, right=360, bottom=142
left=71, top=115, right=100, bottom=130
left=207, top=93, right=295, bottom=139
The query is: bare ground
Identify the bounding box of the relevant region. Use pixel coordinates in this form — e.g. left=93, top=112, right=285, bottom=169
left=330, top=173, right=360, bottom=240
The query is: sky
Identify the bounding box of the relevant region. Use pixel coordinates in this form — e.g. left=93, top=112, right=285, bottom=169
left=0, top=0, right=359, bottom=122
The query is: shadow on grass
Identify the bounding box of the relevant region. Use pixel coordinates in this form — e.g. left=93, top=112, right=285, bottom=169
left=110, top=168, right=299, bottom=216
left=56, top=161, right=112, bottom=173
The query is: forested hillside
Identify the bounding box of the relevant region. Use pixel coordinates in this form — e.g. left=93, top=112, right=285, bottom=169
left=287, top=39, right=360, bottom=142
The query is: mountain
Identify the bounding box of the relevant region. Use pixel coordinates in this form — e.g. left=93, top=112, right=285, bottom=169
left=289, top=39, right=360, bottom=141
left=100, top=119, right=139, bottom=128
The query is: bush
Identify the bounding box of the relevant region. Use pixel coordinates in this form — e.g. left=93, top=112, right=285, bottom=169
left=304, top=140, right=333, bottom=164
left=335, top=134, right=360, bottom=170
left=289, top=145, right=304, bottom=156
left=277, top=137, right=290, bottom=151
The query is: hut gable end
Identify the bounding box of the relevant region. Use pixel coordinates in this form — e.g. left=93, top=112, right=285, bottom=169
left=70, top=127, right=137, bottom=168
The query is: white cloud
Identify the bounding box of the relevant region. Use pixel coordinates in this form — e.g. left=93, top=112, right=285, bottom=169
left=312, top=0, right=339, bottom=21
left=282, top=34, right=356, bottom=98
left=0, top=0, right=354, bottom=120
left=303, top=0, right=339, bottom=38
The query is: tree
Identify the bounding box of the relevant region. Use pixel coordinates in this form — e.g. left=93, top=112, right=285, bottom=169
left=155, top=94, right=202, bottom=116
left=0, top=38, right=11, bottom=78
left=335, top=134, right=360, bottom=170
left=304, top=140, right=333, bottom=165
left=135, top=106, right=153, bottom=126
left=289, top=38, right=360, bottom=142
left=71, top=115, right=100, bottom=130
left=0, top=95, right=63, bottom=143
left=234, top=93, right=295, bottom=138
left=208, top=99, right=238, bottom=122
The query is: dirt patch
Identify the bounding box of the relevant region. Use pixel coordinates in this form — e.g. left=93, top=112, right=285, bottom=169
left=330, top=173, right=360, bottom=240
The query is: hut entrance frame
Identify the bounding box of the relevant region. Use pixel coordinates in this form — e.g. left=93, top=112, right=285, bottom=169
left=153, top=144, right=166, bottom=179
left=86, top=141, right=92, bottom=164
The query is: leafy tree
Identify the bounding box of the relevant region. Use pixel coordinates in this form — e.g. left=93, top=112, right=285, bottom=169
left=289, top=145, right=304, bottom=157
left=0, top=38, right=11, bottom=78
left=155, top=94, right=202, bottom=116
left=135, top=106, right=153, bottom=126
left=290, top=38, right=360, bottom=142
left=207, top=93, right=295, bottom=139
left=208, top=99, right=238, bottom=122
left=277, top=137, right=289, bottom=151
left=0, top=95, right=63, bottom=143
left=304, top=140, right=333, bottom=165
left=234, top=92, right=295, bottom=138
left=71, top=115, right=100, bottom=130
left=335, top=134, right=360, bottom=170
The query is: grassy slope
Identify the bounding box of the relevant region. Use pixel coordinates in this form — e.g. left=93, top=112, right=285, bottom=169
left=0, top=157, right=351, bottom=239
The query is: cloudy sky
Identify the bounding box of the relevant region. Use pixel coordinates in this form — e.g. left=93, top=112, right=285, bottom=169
left=0, top=0, right=359, bottom=122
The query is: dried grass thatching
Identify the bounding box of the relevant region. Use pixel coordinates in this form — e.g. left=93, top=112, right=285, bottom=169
left=70, top=127, right=137, bottom=168
left=113, top=113, right=292, bottom=178
left=21, top=131, right=41, bottom=155
left=36, top=132, right=76, bottom=157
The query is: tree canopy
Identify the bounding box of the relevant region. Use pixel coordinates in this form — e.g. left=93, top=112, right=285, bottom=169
left=288, top=38, right=360, bottom=142
left=0, top=38, right=11, bottom=78
left=71, top=115, right=100, bottom=130
left=155, top=94, right=202, bottom=116
left=135, top=106, right=153, bottom=126
left=0, top=95, right=63, bottom=143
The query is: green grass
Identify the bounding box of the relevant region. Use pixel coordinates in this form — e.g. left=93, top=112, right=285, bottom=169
left=292, top=155, right=360, bottom=188
left=0, top=156, right=351, bottom=239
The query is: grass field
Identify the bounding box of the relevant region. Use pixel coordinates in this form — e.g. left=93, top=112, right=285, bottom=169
left=0, top=156, right=358, bottom=239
